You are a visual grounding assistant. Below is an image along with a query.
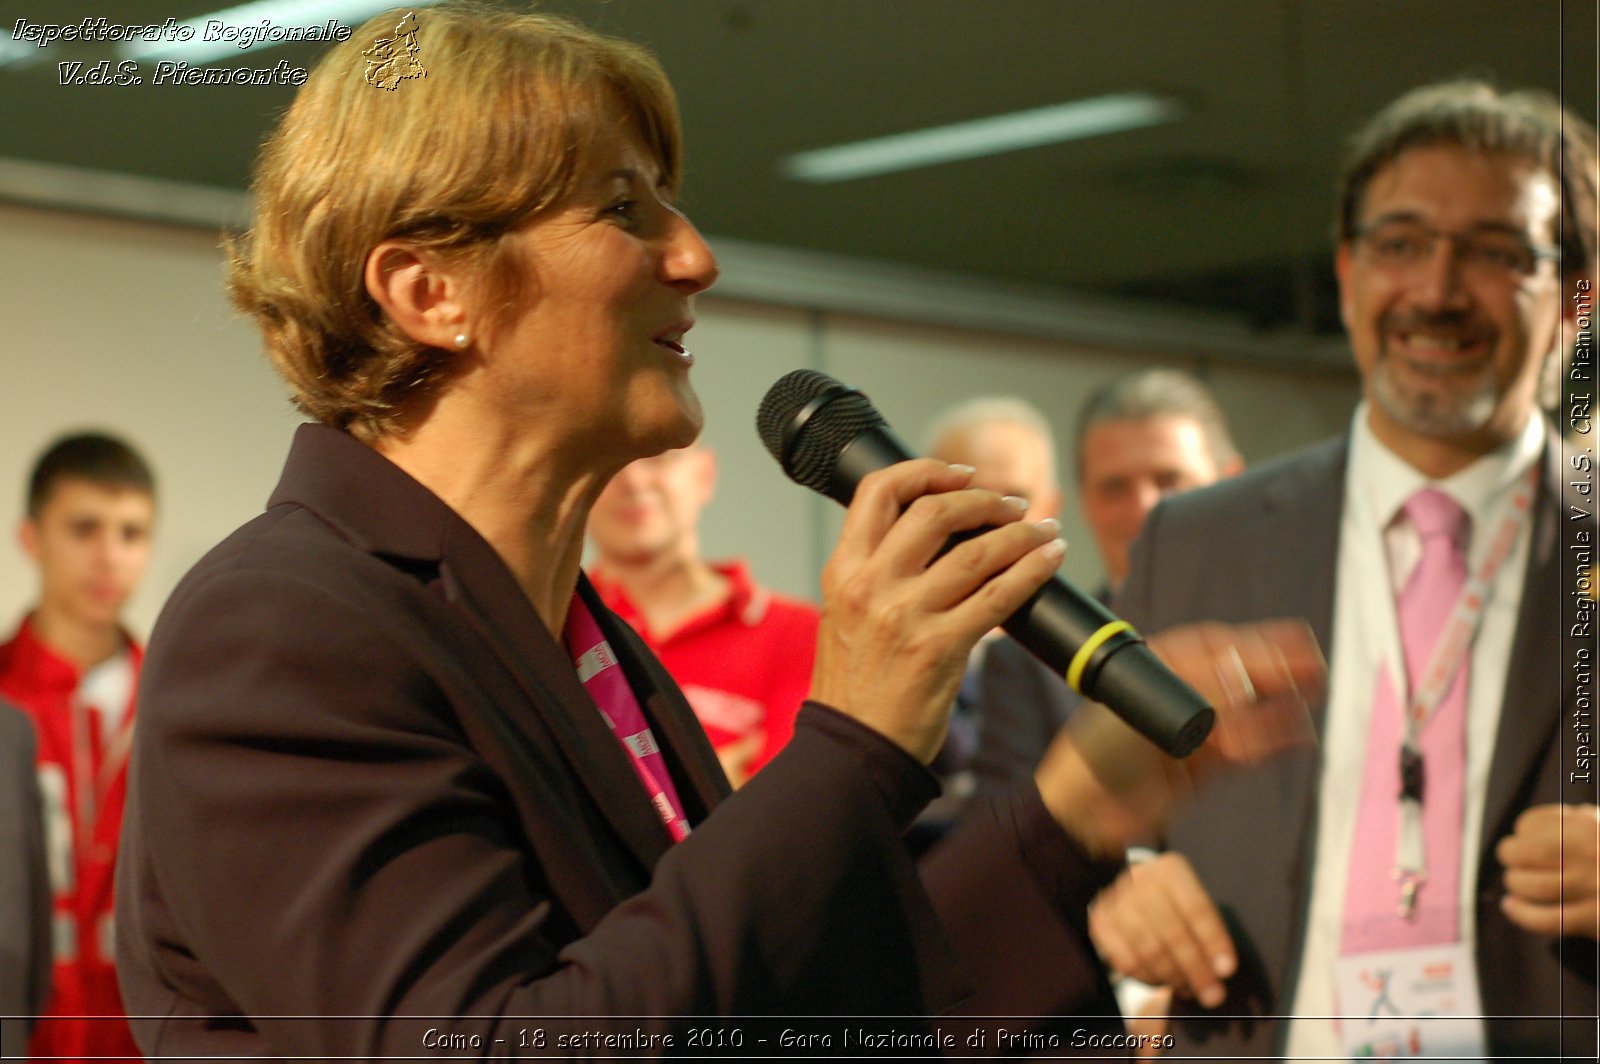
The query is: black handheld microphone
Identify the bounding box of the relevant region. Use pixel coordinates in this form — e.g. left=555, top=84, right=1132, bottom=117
left=756, top=368, right=1214, bottom=758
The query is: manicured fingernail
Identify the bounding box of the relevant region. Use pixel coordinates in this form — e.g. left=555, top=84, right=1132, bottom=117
left=1214, top=954, right=1235, bottom=978
left=1035, top=517, right=1061, bottom=535
left=1002, top=494, right=1030, bottom=512
left=1200, top=984, right=1224, bottom=1009
left=1041, top=537, right=1067, bottom=561
left=948, top=463, right=976, bottom=475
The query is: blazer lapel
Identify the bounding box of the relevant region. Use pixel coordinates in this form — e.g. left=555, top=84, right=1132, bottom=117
left=433, top=529, right=678, bottom=875
left=1479, top=430, right=1567, bottom=853
left=1250, top=440, right=1347, bottom=1008
left=1255, top=438, right=1347, bottom=720
left=267, top=424, right=679, bottom=914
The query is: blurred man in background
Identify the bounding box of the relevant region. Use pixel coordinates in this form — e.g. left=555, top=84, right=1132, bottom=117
left=926, top=378, right=1241, bottom=803
left=1075, top=370, right=1243, bottom=600
left=1, top=431, right=155, bottom=1062
left=919, top=398, right=1066, bottom=835
left=588, top=445, right=818, bottom=787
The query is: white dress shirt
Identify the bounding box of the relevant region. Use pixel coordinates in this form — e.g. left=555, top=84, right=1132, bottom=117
left=1284, top=405, right=1543, bottom=1060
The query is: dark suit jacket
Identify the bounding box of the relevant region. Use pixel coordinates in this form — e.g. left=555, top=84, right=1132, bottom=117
left=1118, top=429, right=1598, bottom=1059
left=969, top=636, right=1083, bottom=798
left=116, top=424, right=1120, bottom=1059
left=967, top=585, right=1112, bottom=800
left=0, top=699, right=49, bottom=1059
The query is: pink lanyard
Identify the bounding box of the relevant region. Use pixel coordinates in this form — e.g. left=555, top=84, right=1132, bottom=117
left=1391, top=462, right=1539, bottom=908
left=563, top=596, right=691, bottom=842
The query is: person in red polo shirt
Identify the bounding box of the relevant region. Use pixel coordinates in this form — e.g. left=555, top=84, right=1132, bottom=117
left=587, top=445, right=817, bottom=788
left=1, top=432, right=155, bottom=1063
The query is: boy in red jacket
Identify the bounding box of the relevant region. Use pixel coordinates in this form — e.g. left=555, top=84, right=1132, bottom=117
left=1, top=432, right=155, bottom=1063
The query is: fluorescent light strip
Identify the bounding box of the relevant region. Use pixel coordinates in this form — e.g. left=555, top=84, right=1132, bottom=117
left=0, top=31, right=31, bottom=67
left=781, top=92, right=1184, bottom=183
left=119, top=0, right=445, bottom=64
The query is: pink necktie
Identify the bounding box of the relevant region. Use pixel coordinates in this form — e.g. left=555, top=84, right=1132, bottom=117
left=1342, top=488, right=1469, bottom=954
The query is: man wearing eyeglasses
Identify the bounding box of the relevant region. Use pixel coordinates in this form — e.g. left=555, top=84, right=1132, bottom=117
left=1094, top=81, right=1597, bottom=1059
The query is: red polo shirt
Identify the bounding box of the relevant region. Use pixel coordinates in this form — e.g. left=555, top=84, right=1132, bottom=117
left=593, top=561, right=819, bottom=779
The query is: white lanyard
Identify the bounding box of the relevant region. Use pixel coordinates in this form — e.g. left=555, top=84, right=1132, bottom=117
left=1392, top=461, right=1539, bottom=915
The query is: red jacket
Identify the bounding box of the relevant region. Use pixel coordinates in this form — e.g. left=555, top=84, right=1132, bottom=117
left=0, top=617, right=141, bottom=1063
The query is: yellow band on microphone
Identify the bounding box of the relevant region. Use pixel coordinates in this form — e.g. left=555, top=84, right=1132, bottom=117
left=1065, top=620, right=1135, bottom=694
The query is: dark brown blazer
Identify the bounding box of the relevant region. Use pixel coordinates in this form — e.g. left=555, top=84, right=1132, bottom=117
left=116, top=424, right=1120, bottom=1059
left=1118, top=429, right=1598, bottom=1059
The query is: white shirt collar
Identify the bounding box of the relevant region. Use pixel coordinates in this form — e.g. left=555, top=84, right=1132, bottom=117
left=1349, top=402, right=1545, bottom=541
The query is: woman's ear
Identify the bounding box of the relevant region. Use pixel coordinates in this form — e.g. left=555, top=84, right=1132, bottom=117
left=364, top=241, right=470, bottom=350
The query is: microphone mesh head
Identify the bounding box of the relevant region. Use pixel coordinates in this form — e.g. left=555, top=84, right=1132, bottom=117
left=756, top=369, right=886, bottom=494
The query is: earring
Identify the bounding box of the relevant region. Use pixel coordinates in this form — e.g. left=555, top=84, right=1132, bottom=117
left=453, top=333, right=469, bottom=349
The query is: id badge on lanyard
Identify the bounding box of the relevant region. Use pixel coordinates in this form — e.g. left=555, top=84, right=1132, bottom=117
left=1334, top=944, right=1487, bottom=1060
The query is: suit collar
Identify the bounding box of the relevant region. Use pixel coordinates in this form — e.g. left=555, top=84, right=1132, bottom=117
left=267, top=424, right=721, bottom=876
left=1347, top=403, right=1547, bottom=556
left=1252, top=438, right=1347, bottom=670
left=439, top=566, right=686, bottom=873
left=1478, top=423, right=1575, bottom=855
left=267, top=423, right=453, bottom=563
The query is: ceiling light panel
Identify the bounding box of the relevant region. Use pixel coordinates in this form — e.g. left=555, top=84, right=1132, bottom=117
left=781, top=92, right=1184, bottom=183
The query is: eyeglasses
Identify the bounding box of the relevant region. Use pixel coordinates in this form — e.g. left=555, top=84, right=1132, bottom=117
left=1351, top=219, right=1559, bottom=279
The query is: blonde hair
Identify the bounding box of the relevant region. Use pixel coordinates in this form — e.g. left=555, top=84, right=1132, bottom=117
left=228, top=4, right=682, bottom=440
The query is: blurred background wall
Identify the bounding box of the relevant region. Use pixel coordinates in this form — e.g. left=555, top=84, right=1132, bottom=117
left=0, top=200, right=1358, bottom=636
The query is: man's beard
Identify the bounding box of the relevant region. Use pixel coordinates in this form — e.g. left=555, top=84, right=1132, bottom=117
left=1370, top=348, right=1501, bottom=438
left=1369, top=309, right=1502, bottom=438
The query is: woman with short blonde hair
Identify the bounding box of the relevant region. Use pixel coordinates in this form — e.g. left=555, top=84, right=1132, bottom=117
left=117, top=6, right=1318, bottom=1057
left=231, top=6, right=682, bottom=440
